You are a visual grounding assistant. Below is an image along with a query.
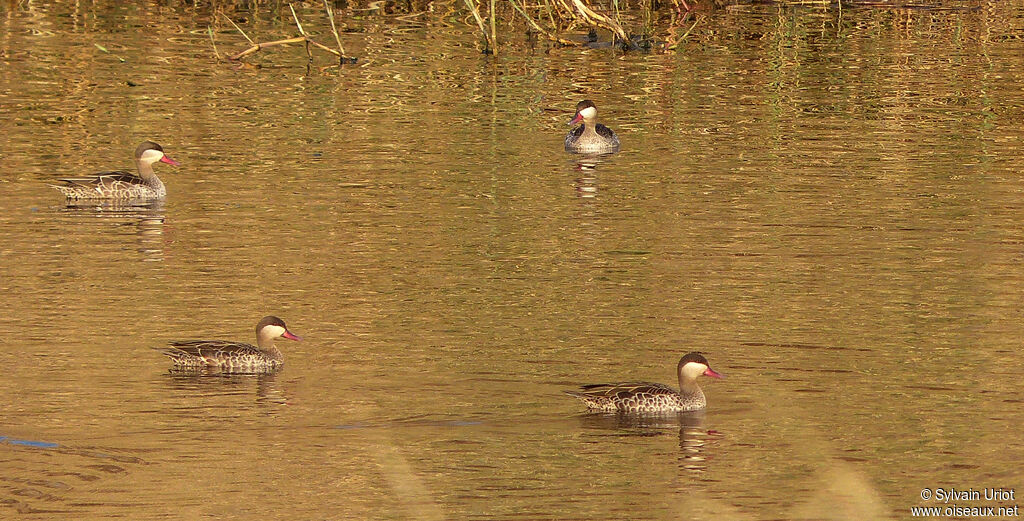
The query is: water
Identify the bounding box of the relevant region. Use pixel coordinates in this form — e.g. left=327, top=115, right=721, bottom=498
left=1, top=2, right=1023, bottom=519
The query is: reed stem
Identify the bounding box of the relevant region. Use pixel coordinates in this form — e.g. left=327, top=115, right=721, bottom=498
left=289, top=4, right=306, bottom=35
left=323, top=0, right=347, bottom=57
left=509, top=0, right=579, bottom=46
left=462, top=0, right=493, bottom=53
left=208, top=25, right=222, bottom=60
left=221, top=12, right=254, bottom=44
left=489, top=0, right=498, bottom=55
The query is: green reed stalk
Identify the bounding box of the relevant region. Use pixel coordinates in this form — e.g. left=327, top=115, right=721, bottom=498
left=208, top=26, right=222, bottom=60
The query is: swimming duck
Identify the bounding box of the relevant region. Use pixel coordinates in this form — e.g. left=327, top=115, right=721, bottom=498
left=565, top=352, right=723, bottom=413
left=154, top=316, right=301, bottom=371
left=52, top=141, right=179, bottom=200
left=564, top=100, right=620, bottom=154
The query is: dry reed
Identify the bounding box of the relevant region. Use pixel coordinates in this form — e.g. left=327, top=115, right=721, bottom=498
left=214, top=2, right=356, bottom=65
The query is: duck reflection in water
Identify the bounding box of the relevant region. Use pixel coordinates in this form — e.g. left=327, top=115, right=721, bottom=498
left=570, top=152, right=621, bottom=199
left=575, top=411, right=719, bottom=473
left=564, top=99, right=620, bottom=198
left=58, top=200, right=167, bottom=262
left=164, top=369, right=287, bottom=406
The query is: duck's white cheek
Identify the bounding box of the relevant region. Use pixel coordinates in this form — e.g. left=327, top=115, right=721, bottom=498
left=140, top=149, right=164, bottom=163
left=682, top=362, right=707, bottom=379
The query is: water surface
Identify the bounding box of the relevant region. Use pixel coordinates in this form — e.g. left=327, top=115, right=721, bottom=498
left=1, top=2, right=1023, bottom=519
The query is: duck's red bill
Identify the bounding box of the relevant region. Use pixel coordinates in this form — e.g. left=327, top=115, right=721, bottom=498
left=161, top=156, right=181, bottom=166
left=283, top=331, right=302, bottom=341
left=704, top=368, right=724, bottom=379
left=568, top=113, right=583, bottom=125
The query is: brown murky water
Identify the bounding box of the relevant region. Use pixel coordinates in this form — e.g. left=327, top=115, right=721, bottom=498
left=2, top=2, right=1023, bottom=519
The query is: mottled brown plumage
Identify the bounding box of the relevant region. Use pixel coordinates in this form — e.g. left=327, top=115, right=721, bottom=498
left=52, top=141, right=179, bottom=200
left=565, top=352, right=723, bottom=413
left=155, top=316, right=301, bottom=372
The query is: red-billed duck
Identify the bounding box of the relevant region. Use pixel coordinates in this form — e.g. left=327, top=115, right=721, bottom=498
left=565, top=352, right=723, bottom=413
left=154, top=316, right=301, bottom=371
left=52, top=141, right=179, bottom=200
left=565, top=100, right=620, bottom=153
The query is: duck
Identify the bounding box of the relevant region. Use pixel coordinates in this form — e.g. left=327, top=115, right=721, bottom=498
left=564, top=100, right=620, bottom=154
left=565, top=352, right=723, bottom=413
left=154, top=316, right=301, bottom=372
left=52, top=141, right=179, bottom=200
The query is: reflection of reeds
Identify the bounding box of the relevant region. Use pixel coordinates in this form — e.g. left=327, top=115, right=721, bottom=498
left=213, top=2, right=356, bottom=64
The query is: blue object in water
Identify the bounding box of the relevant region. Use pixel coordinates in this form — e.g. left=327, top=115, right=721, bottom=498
left=0, top=436, right=59, bottom=448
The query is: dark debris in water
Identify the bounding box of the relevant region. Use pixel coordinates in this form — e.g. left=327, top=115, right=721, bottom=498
left=583, top=34, right=655, bottom=53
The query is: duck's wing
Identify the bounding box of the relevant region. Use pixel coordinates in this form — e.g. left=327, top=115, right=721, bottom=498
left=594, top=124, right=619, bottom=145
left=58, top=170, right=139, bottom=186
left=155, top=340, right=261, bottom=363
left=564, top=381, right=680, bottom=412
left=564, top=125, right=585, bottom=148
left=569, top=381, right=676, bottom=399
left=53, top=171, right=148, bottom=198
